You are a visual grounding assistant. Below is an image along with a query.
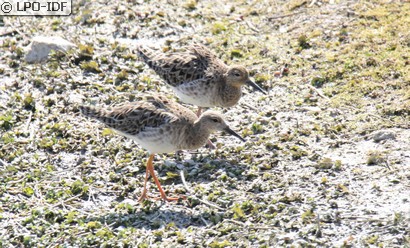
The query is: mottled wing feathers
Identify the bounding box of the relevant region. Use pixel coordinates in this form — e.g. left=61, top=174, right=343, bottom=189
left=187, top=43, right=218, bottom=62
left=80, top=104, right=163, bottom=136
left=136, top=44, right=227, bottom=87
left=79, top=94, right=197, bottom=136
left=144, top=94, right=197, bottom=121
left=188, top=43, right=228, bottom=71
left=79, top=97, right=170, bottom=136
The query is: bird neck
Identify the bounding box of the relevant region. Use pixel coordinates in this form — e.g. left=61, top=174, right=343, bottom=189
left=220, top=83, right=242, bottom=107
left=187, top=121, right=212, bottom=149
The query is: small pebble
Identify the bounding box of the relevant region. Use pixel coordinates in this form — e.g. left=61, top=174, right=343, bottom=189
left=372, top=130, right=396, bottom=142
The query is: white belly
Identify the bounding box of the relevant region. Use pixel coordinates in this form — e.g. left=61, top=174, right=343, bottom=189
left=173, top=87, right=215, bottom=107
left=116, top=130, right=177, bottom=154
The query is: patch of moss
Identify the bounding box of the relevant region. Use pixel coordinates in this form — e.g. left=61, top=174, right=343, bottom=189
left=231, top=203, right=245, bottom=219
left=366, top=151, right=387, bottom=166
left=209, top=240, right=232, bottom=248
left=86, top=221, right=102, bottom=230
left=184, top=0, right=197, bottom=10
left=288, top=0, right=307, bottom=10
left=311, top=77, right=326, bottom=88
left=365, top=235, right=379, bottom=245
left=70, top=180, right=88, bottom=195
left=80, top=61, right=101, bottom=73
left=76, top=45, right=92, bottom=59
left=0, top=112, right=14, bottom=131
left=298, top=35, right=311, bottom=49
left=315, top=158, right=342, bottom=171
left=251, top=123, right=264, bottom=134
left=254, top=73, right=270, bottom=83
left=101, top=128, right=114, bottom=136
left=2, top=132, right=14, bottom=148
left=290, top=146, right=308, bottom=160
left=23, top=187, right=34, bottom=197
left=211, top=22, right=227, bottom=35
left=116, top=70, right=129, bottom=82
left=301, top=209, right=315, bottom=224
left=230, top=49, right=243, bottom=58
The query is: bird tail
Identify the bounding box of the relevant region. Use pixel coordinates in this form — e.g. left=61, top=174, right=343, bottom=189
left=135, top=44, right=174, bottom=84
left=79, top=105, right=110, bottom=123
left=135, top=44, right=161, bottom=68
left=188, top=43, right=214, bottom=60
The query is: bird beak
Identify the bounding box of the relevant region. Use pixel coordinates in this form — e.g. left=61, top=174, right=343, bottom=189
left=224, top=127, right=246, bottom=142
left=246, top=79, right=267, bottom=95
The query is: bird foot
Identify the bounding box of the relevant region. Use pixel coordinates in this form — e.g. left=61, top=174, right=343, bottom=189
left=138, top=191, right=149, bottom=202
left=156, top=194, right=187, bottom=202
left=205, top=139, right=216, bottom=149
left=139, top=192, right=187, bottom=202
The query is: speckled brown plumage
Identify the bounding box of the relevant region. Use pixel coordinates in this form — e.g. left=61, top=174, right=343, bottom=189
left=135, top=43, right=267, bottom=110
left=136, top=43, right=225, bottom=87
left=79, top=94, right=195, bottom=138
left=79, top=93, right=245, bottom=202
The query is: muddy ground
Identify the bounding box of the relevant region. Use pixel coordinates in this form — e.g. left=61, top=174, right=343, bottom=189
left=0, top=0, right=409, bottom=247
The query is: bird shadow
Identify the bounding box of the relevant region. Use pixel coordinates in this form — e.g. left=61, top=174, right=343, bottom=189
left=83, top=200, right=214, bottom=230
left=155, top=150, right=250, bottom=185
left=75, top=150, right=247, bottom=231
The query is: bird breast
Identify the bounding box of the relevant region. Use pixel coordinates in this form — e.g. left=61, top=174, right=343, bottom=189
left=173, top=84, right=217, bottom=107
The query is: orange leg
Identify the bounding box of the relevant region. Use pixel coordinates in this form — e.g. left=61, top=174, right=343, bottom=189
left=206, top=139, right=216, bottom=149
left=196, top=107, right=203, bottom=117
left=138, top=159, right=150, bottom=202
left=146, top=154, right=180, bottom=202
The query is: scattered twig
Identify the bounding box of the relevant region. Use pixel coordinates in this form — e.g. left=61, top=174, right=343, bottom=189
left=384, top=159, right=392, bottom=170
left=0, top=159, right=9, bottom=167
left=200, top=215, right=209, bottom=226
left=315, top=213, right=322, bottom=238
left=179, top=170, right=225, bottom=211
left=274, top=65, right=290, bottom=78
left=51, top=194, right=81, bottom=209
left=180, top=170, right=191, bottom=193
left=5, top=177, right=25, bottom=184
left=240, top=101, right=258, bottom=111
left=245, top=21, right=260, bottom=33
left=24, top=111, right=33, bottom=131
left=164, top=21, right=186, bottom=33
left=306, top=84, right=331, bottom=101
left=224, top=219, right=245, bottom=226
left=3, top=18, right=28, bottom=39
left=309, top=0, right=318, bottom=7
left=249, top=226, right=276, bottom=230
left=224, top=219, right=277, bottom=230
left=0, top=30, right=18, bottom=37
left=267, top=12, right=303, bottom=21
left=340, top=214, right=391, bottom=223
left=343, top=105, right=396, bottom=125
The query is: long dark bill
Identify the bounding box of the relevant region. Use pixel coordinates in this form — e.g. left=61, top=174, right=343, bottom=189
left=246, top=79, right=267, bottom=95
left=224, top=127, right=246, bottom=142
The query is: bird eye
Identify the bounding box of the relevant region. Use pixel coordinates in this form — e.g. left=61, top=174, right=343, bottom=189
left=234, top=72, right=241, bottom=77
left=211, top=118, right=219, bottom=123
